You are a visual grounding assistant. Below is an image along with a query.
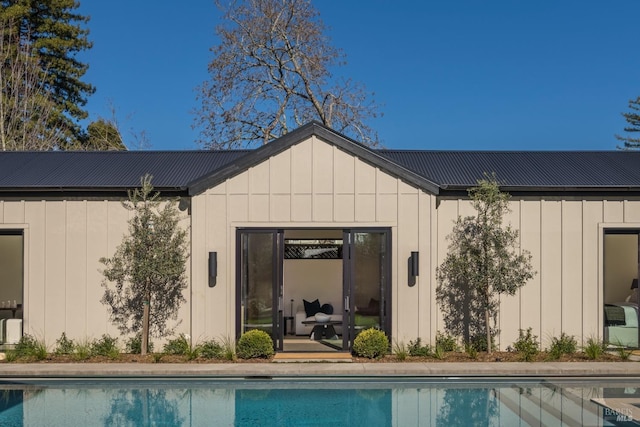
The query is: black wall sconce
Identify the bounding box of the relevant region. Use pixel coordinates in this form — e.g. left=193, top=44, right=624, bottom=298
left=208, top=251, right=217, bottom=287
left=411, top=251, right=419, bottom=277
left=408, top=251, right=419, bottom=287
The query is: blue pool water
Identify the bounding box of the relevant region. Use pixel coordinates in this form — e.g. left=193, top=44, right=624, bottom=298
left=0, top=378, right=638, bottom=426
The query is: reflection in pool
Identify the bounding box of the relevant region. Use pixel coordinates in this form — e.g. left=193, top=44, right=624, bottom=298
left=0, top=378, right=638, bottom=426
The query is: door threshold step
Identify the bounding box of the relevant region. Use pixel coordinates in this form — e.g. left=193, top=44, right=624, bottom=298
left=273, top=352, right=352, bottom=363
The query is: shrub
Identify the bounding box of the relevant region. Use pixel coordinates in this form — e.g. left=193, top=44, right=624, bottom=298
left=54, top=332, right=75, bottom=355
left=407, top=338, right=431, bottom=357
left=163, top=334, right=191, bottom=355
left=220, top=335, right=237, bottom=361
left=547, top=333, right=577, bottom=360
left=393, top=340, right=408, bottom=361
left=14, top=334, right=47, bottom=361
left=199, top=340, right=223, bottom=359
left=435, top=331, right=459, bottom=352
left=583, top=337, right=606, bottom=360
left=91, top=334, right=120, bottom=359
left=465, top=343, right=478, bottom=359
left=352, top=328, right=389, bottom=359
left=433, top=345, right=445, bottom=360
left=73, top=339, right=92, bottom=361
left=468, top=334, right=495, bottom=352
left=125, top=333, right=154, bottom=354
left=237, top=330, right=274, bottom=359
left=513, top=328, right=539, bottom=362
left=612, top=341, right=633, bottom=361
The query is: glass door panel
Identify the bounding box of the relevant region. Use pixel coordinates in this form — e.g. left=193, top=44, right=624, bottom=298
left=238, top=230, right=283, bottom=350
left=343, top=230, right=390, bottom=350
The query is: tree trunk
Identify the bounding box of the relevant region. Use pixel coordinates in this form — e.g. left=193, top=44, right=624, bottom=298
left=142, top=292, right=150, bottom=355
left=485, top=308, right=492, bottom=354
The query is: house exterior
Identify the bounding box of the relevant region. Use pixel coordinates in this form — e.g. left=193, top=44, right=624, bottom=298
left=0, top=122, right=639, bottom=351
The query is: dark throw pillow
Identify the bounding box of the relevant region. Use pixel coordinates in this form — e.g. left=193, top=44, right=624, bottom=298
left=303, top=299, right=321, bottom=318
left=320, top=303, right=334, bottom=315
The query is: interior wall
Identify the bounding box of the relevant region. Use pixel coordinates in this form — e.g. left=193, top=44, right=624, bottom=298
left=0, top=234, right=23, bottom=307
left=604, top=233, right=638, bottom=304
left=283, top=259, right=342, bottom=317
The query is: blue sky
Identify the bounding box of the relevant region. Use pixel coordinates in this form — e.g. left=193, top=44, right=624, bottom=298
left=78, top=1, right=640, bottom=151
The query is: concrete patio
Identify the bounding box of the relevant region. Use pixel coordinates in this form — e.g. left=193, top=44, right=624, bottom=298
left=0, top=362, right=639, bottom=379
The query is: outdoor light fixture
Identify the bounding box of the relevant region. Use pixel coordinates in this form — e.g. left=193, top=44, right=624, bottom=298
left=408, top=251, right=419, bottom=287
left=208, top=252, right=217, bottom=287
left=410, top=251, right=419, bottom=277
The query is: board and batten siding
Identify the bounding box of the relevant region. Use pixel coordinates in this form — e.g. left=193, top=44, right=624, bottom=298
left=0, top=198, right=192, bottom=346
left=434, top=197, right=640, bottom=349
left=190, top=135, right=436, bottom=343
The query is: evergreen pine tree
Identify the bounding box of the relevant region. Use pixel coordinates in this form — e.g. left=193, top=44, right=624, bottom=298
left=0, top=0, right=94, bottom=149
left=616, top=96, right=640, bottom=150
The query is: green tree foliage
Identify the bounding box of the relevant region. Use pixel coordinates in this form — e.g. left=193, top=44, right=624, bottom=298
left=0, top=0, right=94, bottom=149
left=195, top=0, right=380, bottom=149
left=616, top=96, right=640, bottom=149
left=85, top=118, right=126, bottom=150
left=100, top=176, right=188, bottom=355
left=436, top=175, right=535, bottom=353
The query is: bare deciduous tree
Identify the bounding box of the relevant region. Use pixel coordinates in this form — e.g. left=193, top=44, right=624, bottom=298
left=0, top=19, right=65, bottom=150
left=194, top=0, right=381, bottom=149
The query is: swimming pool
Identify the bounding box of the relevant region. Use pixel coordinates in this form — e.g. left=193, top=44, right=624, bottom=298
left=0, top=378, right=638, bottom=426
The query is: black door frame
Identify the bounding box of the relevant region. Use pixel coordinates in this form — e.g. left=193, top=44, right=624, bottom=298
left=603, top=228, right=640, bottom=349
left=236, top=227, right=392, bottom=352
left=235, top=228, right=284, bottom=350
left=342, top=228, right=392, bottom=351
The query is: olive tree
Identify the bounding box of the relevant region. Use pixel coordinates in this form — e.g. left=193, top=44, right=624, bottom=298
left=436, top=175, right=535, bottom=353
left=100, top=175, right=188, bottom=355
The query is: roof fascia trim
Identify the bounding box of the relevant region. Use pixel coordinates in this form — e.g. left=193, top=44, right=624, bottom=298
left=187, top=122, right=441, bottom=196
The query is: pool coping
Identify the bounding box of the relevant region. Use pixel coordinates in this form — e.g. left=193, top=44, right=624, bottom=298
left=0, top=362, right=639, bottom=379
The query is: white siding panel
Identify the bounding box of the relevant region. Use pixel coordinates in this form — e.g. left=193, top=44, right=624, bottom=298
left=291, top=194, right=312, bottom=222
left=520, top=200, right=542, bottom=343
left=334, top=148, right=355, bottom=194
left=355, top=194, right=376, bottom=222
left=540, top=201, right=562, bottom=339
left=313, top=194, right=333, bottom=221
left=334, top=194, right=355, bottom=222
left=603, top=201, right=624, bottom=222
left=249, top=194, right=269, bottom=222
left=190, top=195, right=207, bottom=340
left=270, top=194, right=291, bottom=222
left=249, top=163, right=270, bottom=195
left=499, top=199, right=521, bottom=349
left=312, top=140, right=333, bottom=194
left=291, top=141, right=312, bottom=194
left=397, top=193, right=419, bottom=341
left=355, top=159, right=376, bottom=194
left=24, top=202, right=45, bottom=337
left=3, top=201, right=25, bottom=223
left=85, top=201, right=109, bottom=340
left=624, top=200, right=640, bottom=222
left=270, top=149, right=291, bottom=194
left=582, top=201, right=603, bottom=343
left=44, top=201, right=66, bottom=340
left=561, top=201, right=583, bottom=340
left=65, top=201, right=87, bottom=339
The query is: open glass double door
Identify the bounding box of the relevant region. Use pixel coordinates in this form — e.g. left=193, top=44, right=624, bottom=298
left=237, top=229, right=390, bottom=352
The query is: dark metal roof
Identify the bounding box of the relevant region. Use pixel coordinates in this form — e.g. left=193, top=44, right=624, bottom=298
left=378, top=150, right=640, bottom=190
left=1, top=123, right=639, bottom=196
left=0, top=150, right=249, bottom=191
